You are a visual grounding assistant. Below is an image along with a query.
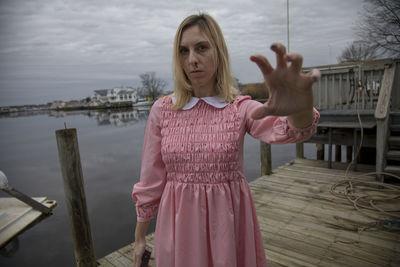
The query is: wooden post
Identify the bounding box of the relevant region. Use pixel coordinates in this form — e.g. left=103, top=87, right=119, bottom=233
left=56, top=128, right=97, bottom=267
left=296, top=143, right=304, bottom=159
left=260, top=141, right=272, bottom=175
left=328, top=128, right=333, bottom=168
left=346, top=146, right=352, bottom=163
left=317, top=144, right=324, bottom=160
left=353, top=128, right=358, bottom=171
left=335, top=144, right=342, bottom=162
left=376, top=116, right=389, bottom=182
left=375, top=64, right=396, bottom=182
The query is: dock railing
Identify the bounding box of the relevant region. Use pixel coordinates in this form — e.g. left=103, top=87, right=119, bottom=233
left=260, top=58, right=400, bottom=177
left=375, top=61, right=398, bottom=180
left=305, top=58, right=399, bottom=111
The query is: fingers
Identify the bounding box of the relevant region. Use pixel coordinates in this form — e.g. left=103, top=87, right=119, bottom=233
left=133, top=243, right=146, bottom=267
left=250, top=54, right=273, bottom=76
left=134, top=256, right=142, bottom=267
left=286, top=53, right=303, bottom=73
left=250, top=104, right=273, bottom=120
left=305, top=68, right=321, bottom=83
left=271, top=43, right=287, bottom=69
left=251, top=43, right=309, bottom=78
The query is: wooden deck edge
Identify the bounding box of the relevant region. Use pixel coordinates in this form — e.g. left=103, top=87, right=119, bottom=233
left=0, top=197, right=57, bottom=248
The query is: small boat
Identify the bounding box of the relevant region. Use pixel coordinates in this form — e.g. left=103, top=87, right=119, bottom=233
left=132, top=100, right=155, bottom=108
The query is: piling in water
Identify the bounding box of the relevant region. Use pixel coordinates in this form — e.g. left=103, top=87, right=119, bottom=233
left=56, top=128, right=97, bottom=267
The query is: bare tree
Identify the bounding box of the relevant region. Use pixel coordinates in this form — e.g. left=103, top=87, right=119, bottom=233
left=241, top=83, right=269, bottom=100
left=139, top=72, right=167, bottom=100
left=357, top=0, right=400, bottom=57
left=337, top=41, right=379, bottom=62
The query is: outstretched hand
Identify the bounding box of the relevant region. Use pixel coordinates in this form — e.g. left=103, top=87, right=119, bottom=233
left=250, top=43, right=320, bottom=125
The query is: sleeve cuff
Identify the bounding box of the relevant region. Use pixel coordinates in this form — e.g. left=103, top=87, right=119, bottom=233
left=136, top=203, right=159, bottom=222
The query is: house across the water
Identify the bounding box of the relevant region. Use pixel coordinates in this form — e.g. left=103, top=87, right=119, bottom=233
left=92, top=86, right=138, bottom=105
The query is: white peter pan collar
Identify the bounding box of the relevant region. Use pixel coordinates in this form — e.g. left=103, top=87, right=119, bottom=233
left=171, top=95, right=229, bottom=110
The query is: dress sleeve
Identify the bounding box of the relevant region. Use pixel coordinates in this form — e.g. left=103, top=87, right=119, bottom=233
left=239, top=96, right=319, bottom=144
left=132, top=99, right=166, bottom=222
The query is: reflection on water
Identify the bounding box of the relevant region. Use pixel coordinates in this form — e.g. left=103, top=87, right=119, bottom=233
left=0, top=107, right=152, bottom=267
left=50, top=108, right=150, bottom=127
left=1, top=107, right=151, bottom=128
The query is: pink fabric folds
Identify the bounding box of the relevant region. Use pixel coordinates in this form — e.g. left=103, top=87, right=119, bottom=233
left=132, top=95, right=319, bottom=267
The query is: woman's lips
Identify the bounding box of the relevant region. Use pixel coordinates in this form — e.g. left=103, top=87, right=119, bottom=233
left=190, top=70, right=203, bottom=76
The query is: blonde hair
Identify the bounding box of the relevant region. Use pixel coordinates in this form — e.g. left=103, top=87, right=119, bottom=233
left=172, top=13, right=239, bottom=110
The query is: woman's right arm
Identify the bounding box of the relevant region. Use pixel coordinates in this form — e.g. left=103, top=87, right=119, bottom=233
left=133, top=220, right=151, bottom=267
left=132, top=99, right=166, bottom=266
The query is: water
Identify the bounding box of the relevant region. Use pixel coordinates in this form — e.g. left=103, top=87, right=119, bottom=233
left=0, top=108, right=316, bottom=266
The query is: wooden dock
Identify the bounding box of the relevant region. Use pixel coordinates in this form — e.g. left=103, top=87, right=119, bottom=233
left=0, top=197, right=56, bottom=248
left=97, top=158, right=400, bottom=267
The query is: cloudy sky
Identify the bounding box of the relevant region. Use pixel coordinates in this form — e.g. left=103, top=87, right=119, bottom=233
left=0, top=0, right=365, bottom=106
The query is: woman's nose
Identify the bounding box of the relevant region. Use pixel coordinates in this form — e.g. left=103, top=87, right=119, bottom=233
left=188, top=50, right=198, bottom=66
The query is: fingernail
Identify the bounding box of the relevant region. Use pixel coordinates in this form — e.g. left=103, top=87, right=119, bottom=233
left=270, top=44, right=277, bottom=50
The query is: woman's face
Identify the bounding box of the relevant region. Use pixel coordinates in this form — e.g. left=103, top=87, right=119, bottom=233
left=179, top=25, right=217, bottom=91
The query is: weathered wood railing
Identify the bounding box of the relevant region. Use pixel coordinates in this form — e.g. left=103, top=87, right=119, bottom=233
left=375, top=61, right=398, bottom=181
left=260, top=58, right=400, bottom=177
left=307, top=58, right=398, bottom=111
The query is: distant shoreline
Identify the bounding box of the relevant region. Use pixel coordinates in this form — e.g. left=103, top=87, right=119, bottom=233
left=0, top=101, right=151, bottom=115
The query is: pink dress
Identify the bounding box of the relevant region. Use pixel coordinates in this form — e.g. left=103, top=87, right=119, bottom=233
left=132, top=95, right=319, bottom=267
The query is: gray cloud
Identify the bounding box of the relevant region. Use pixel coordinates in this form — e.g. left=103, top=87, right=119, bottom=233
left=0, top=0, right=364, bottom=106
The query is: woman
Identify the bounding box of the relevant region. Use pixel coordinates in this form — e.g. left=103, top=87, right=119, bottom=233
left=132, top=13, right=320, bottom=267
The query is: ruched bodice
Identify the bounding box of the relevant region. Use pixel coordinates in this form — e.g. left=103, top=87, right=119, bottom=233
left=161, top=100, right=242, bottom=184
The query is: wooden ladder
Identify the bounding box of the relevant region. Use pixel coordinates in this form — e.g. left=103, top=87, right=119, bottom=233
left=385, top=116, right=400, bottom=175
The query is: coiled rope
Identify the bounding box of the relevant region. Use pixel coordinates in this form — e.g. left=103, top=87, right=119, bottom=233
left=329, top=96, right=400, bottom=229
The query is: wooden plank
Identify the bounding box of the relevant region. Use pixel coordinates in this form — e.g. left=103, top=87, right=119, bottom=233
left=98, top=233, right=155, bottom=267
left=265, top=248, right=312, bottom=267
left=332, top=74, right=336, bottom=109
left=369, top=70, right=374, bottom=108
left=103, top=250, right=132, bottom=267
left=318, top=78, right=322, bottom=109
left=96, top=258, right=114, bottom=267
left=255, top=204, right=398, bottom=245
left=260, top=141, right=272, bottom=175
left=252, top=188, right=387, bottom=228
left=387, top=150, right=400, bottom=160
left=258, top=212, right=397, bottom=262
left=375, top=65, right=396, bottom=119
left=293, top=158, right=376, bottom=172
left=256, top=198, right=400, bottom=245
left=339, top=73, right=343, bottom=109
left=274, top=165, right=373, bottom=180
left=318, top=121, right=376, bottom=129
left=346, top=72, right=351, bottom=108
left=263, top=227, right=384, bottom=267
left=392, top=61, right=400, bottom=111
left=259, top=220, right=390, bottom=267
left=325, top=75, right=328, bottom=109
left=0, top=197, right=56, bottom=248
left=265, top=258, right=290, bottom=267
left=252, top=177, right=399, bottom=244
left=256, top=204, right=399, bottom=260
